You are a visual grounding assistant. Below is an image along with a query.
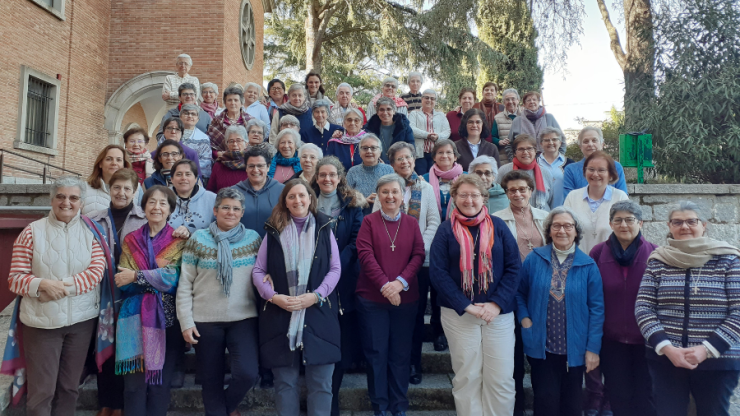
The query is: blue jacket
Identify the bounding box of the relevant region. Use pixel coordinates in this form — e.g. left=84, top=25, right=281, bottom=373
left=516, top=244, right=605, bottom=367
left=300, top=123, right=344, bottom=153
left=277, top=108, right=314, bottom=131
left=363, top=113, right=415, bottom=163
left=231, top=177, right=285, bottom=238
left=430, top=215, right=521, bottom=315
left=326, top=140, right=363, bottom=172
left=563, top=159, right=628, bottom=196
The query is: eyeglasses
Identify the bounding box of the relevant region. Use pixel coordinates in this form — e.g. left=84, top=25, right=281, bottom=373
left=586, top=167, right=609, bottom=174
left=611, top=217, right=637, bottom=225
left=247, top=164, right=267, bottom=169
left=270, top=86, right=284, bottom=91
left=181, top=93, right=197, bottom=98
left=54, top=194, right=81, bottom=202
left=394, top=155, right=414, bottom=163
left=422, top=96, right=436, bottom=101
left=226, top=138, right=245, bottom=145
left=300, top=155, right=318, bottom=161
left=361, top=146, right=380, bottom=152
left=383, top=83, right=396, bottom=89
left=669, top=218, right=700, bottom=228
left=506, top=186, right=530, bottom=195
left=457, top=193, right=482, bottom=201
left=160, top=151, right=181, bottom=158
left=181, top=111, right=198, bottom=117
left=165, top=127, right=182, bottom=132
left=218, top=205, right=243, bottom=213
left=516, top=147, right=536, bottom=154
left=127, top=139, right=146, bottom=145
left=551, top=223, right=575, bottom=231
left=467, top=120, right=483, bottom=126
left=473, top=170, right=494, bottom=177
left=345, top=118, right=362, bottom=124
left=318, top=172, right=338, bottom=179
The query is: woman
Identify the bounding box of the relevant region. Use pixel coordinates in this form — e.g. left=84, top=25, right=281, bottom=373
left=243, top=82, right=272, bottom=137
left=252, top=179, right=341, bottom=416
left=305, top=71, right=333, bottom=106
left=363, top=97, right=415, bottom=164
left=448, top=156, right=507, bottom=218
left=270, top=83, right=313, bottom=140
left=516, top=206, right=604, bottom=416
left=563, top=126, right=629, bottom=196
left=124, top=127, right=154, bottom=184
left=269, top=129, right=302, bottom=183
left=200, top=82, right=224, bottom=119
left=563, top=150, right=629, bottom=255
left=356, top=174, right=426, bottom=416
left=157, top=117, right=203, bottom=178
left=455, top=108, right=500, bottom=171
left=472, top=82, right=504, bottom=132
left=590, top=200, right=657, bottom=416
left=144, top=140, right=184, bottom=190
left=206, top=125, right=250, bottom=193
left=177, top=187, right=261, bottom=416
left=308, top=157, right=366, bottom=416
left=493, top=88, right=524, bottom=162
left=115, top=185, right=186, bottom=416
left=423, top=139, right=465, bottom=219
left=365, top=76, right=408, bottom=119
left=447, top=88, right=476, bottom=142
left=326, top=108, right=366, bottom=171
left=400, top=72, right=424, bottom=112
left=430, top=174, right=521, bottom=416
left=278, top=114, right=301, bottom=132
left=84, top=144, right=135, bottom=215
left=294, top=143, right=323, bottom=182
left=162, top=54, right=200, bottom=108
left=408, top=89, right=451, bottom=175
left=496, top=134, right=554, bottom=211
left=266, top=78, right=288, bottom=119
left=168, top=159, right=217, bottom=239
left=207, top=86, right=252, bottom=160
left=231, top=147, right=285, bottom=239
left=507, top=91, right=565, bottom=156
left=245, top=118, right=276, bottom=158
left=537, top=127, right=575, bottom=209
left=345, top=134, right=394, bottom=210
left=300, top=99, right=343, bottom=152
left=493, top=171, right=547, bottom=261
left=636, top=201, right=740, bottom=416
left=180, top=103, right=214, bottom=181
left=329, top=83, right=366, bottom=125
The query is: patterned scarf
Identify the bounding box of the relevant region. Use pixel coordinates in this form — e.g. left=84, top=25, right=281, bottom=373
left=512, top=158, right=546, bottom=209
left=427, top=163, right=464, bottom=213
left=218, top=150, right=247, bottom=170
left=450, top=207, right=495, bottom=298
left=403, top=173, right=424, bottom=220
left=279, top=99, right=311, bottom=116
left=550, top=248, right=575, bottom=302
left=333, top=129, right=366, bottom=145
left=209, top=221, right=247, bottom=296
left=127, top=149, right=152, bottom=183
left=115, top=223, right=183, bottom=384
left=268, top=151, right=301, bottom=178
left=279, top=214, right=316, bottom=351
left=200, top=100, right=220, bottom=119
left=369, top=93, right=409, bottom=112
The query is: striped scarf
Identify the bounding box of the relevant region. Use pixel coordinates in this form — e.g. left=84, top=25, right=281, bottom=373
left=450, top=207, right=495, bottom=298
left=279, top=214, right=316, bottom=350
left=403, top=173, right=424, bottom=220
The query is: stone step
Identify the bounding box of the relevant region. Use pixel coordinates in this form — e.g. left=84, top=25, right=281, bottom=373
left=74, top=411, right=535, bottom=416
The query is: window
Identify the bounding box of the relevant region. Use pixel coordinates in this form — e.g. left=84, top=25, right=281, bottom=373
left=15, top=66, right=61, bottom=156
left=240, top=0, right=256, bottom=70
left=29, top=0, right=65, bottom=20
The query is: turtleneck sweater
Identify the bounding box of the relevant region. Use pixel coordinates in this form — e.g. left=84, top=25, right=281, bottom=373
left=317, top=190, right=341, bottom=217
left=553, top=243, right=576, bottom=263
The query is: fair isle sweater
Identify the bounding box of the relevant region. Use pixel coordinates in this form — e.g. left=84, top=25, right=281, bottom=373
left=346, top=163, right=395, bottom=197
left=176, top=227, right=262, bottom=332
left=635, top=255, right=740, bottom=370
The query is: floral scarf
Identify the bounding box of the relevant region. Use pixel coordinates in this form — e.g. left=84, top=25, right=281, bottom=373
left=450, top=207, right=495, bottom=298
left=127, top=149, right=152, bottom=183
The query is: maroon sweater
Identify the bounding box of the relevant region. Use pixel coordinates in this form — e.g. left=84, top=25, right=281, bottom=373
left=206, top=162, right=248, bottom=193
left=356, top=211, right=425, bottom=304
left=446, top=110, right=463, bottom=142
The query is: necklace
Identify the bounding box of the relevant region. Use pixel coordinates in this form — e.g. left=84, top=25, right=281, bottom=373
left=471, top=229, right=480, bottom=261
left=382, top=216, right=402, bottom=251
left=512, top=205, right=535, bottom=250
left=691, top=267, right=704, bottom=295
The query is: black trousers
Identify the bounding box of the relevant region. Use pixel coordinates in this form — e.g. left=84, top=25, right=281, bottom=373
left=410, top=267, right=442, bottom=369
left=97, top=356, right=124, bottom=409
left=123, top=324, right=185, bottom=416
left=331, top=310, right=362, bottom=416
left=513, top=313, right=525, bottom=415
left=600, top=339, right=655, bottom=416
left=357, top=297, right=417, bottom=414
left=528, top=352, right=585, bottom=416
left=648, top=356, right=740, bottom=416
left=195, top=319, right=260, bottom=416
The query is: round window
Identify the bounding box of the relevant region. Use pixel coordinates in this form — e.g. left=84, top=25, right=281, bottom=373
left=240, top=0, right=256, bottom=70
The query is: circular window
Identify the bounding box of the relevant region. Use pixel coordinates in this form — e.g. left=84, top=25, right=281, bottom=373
left=240, top=0, right=256, bottom=70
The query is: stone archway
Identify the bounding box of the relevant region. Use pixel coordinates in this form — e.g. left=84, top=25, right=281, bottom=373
left=104, top=71, right=175, bottom=144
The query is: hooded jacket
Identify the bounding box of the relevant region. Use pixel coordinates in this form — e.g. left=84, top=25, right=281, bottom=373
left=363, top=113, right=415, bottom=164
left=168, top=185, right=217, bottom=233
left=232, top=177, right=285, bottom=238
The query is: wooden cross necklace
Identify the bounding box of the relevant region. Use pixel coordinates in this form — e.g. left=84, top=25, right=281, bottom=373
left=382, top=216, right=401, bottom=251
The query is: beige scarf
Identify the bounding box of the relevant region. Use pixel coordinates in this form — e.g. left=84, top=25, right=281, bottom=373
left=648, top=237, right=740, bottom=269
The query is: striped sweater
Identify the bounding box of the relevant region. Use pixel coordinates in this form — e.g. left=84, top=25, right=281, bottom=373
left=635, top=255, right=740, bottom=370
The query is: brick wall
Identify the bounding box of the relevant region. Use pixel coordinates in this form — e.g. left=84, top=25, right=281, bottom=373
left=121, top=102, right=149, bottom=134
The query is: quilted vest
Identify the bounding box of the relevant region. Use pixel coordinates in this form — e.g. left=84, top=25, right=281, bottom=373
left=81, top=180, right=111, bottom=216
left=494, top=110, right=516, bottom=141
left=22, top=213, right=100, bottom=329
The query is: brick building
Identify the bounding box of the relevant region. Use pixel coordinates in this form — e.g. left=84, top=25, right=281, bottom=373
left=0, top=0, right=272, bottom=182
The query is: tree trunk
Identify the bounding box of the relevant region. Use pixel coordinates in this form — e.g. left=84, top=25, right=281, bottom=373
left=305, top=2, right=323, bottom=73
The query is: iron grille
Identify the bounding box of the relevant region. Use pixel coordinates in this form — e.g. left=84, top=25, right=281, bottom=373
left=25, top=76, right=54, bottom=148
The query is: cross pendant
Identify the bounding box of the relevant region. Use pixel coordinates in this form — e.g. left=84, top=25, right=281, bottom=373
left=391, top=243, right=396, bottom=252
left=472, top=252, right=476, bottom=261
left=693, top=286, right=699, bottom=295
left=527, top=242, right=534, bottom=250
left=592, top=232, right=597, bottom=238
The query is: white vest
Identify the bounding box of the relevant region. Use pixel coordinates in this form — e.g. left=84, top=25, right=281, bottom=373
left=21, top=213, right=100, bottom=329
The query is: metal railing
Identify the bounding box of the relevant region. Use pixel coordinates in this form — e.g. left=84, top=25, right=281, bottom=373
left=0, top=148, right=81, bottom=184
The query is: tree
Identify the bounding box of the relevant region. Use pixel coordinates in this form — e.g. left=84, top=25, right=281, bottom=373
left=475, top=0, right=544, bottom=98
left=566, top=106, right=624, bottom=162
left=637, top=0, right=740, bottom=183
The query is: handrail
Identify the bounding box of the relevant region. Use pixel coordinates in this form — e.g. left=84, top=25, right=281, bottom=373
left=0, top=149, right=80, bottom=175
left=0, top=148, right=82, bottom=184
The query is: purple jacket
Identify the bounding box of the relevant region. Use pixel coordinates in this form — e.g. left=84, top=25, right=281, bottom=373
left=590, top=236, right=658, bottom=344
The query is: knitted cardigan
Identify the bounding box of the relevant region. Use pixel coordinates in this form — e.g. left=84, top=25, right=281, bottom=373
left=407, top=110, right=452, bottom=158
left=563, top=186, right=629, bottom=255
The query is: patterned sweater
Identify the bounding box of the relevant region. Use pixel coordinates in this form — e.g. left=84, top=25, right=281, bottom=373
left=635, top=255, right=740, bottom=370
left=176, top=228, right=262, bottom=331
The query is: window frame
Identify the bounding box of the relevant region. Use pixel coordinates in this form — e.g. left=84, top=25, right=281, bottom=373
left=28, top=0, right=66, bottom=20
left=15, top=66, right=61, bottom=156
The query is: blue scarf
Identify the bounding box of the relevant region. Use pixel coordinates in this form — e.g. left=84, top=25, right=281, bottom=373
left=268, top=151, right=302, bottom=178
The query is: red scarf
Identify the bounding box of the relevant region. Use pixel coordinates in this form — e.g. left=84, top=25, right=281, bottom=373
left=428, top=163, right=464, bottom=213
left=450, top=207, right=495, bottom=298
left=200, top=101, right=219, bottom=119
left=512, top=157, right=546, bottom=193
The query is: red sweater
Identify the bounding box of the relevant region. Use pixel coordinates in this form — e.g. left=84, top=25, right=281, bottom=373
left=356, top=211, right=426, bottom=304
left=206, top=162, right=249, bottom=193
left=446, top=110, right=463, bottom=142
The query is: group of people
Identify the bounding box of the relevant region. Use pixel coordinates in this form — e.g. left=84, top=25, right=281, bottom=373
left=5, top=52, right=740, bottom=416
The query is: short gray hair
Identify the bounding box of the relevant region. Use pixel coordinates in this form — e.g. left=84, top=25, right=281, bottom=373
left=336, top=83, right=353, bottom=96
left=176, top=53, right=192, bottom=65
left=468, top=156, right=499, bottom=177
left=538, top=126, right=563, bottom=141
left=343, top=108, right=364, bottom=122
left=376, top=96, right=397, bottom=112
left=360, top=133, right=382, bottom=152
left=668, top=200, right=709, bottom=223
left=215, top=187, right=246, bottom=209
left=223, top=85, right=245, bottom=104
left=543, top=206, right=584, bottom=246
left=246, top=119, right=268, bottom=137
left=179, top=104, right=200, bottom=116
left=275, top=128, right=300, bottom=148
left=287, top=83, right=306, bottom=96
left=298, top=143, right=323, bottom=159
left=312, top=98, right=332, bottom=113
left=387, top=141, right=415, bottom=164
left=279, top=115, right=300, bottom=128
left=408, top=72, right=424, bottom=84
left=225, top=125, right=247, bottom=142
left=376, top=173, right=406, bottom=194
left=578, top=126, right=604, bottom=145
left=609, top=200, right=644, bottom=222
left=501, top=88, right=520, bottom=101
left=201, top=82, right=218, bottom=96
left=243, top=82, right=262, bottom=94
left=422, top=88, right=437, bottom=98
left=382, top=77, right=399, bottom=89
left=51, top=175, right=86, bottom=199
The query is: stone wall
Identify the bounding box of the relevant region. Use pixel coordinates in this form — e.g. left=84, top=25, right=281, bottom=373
left=0, top=184, right=52, bottom=209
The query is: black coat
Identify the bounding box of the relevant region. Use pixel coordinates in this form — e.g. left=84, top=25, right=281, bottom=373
left=259, top=212, right=341, bottom=368
left=364, top=113, right=415, bottom=163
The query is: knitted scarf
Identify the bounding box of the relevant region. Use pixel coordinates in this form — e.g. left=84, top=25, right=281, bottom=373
left=200, top=101, right=220, bottom=119
left=268, top=151, right=301, bottom=178
left=427, top=163, right=464, bottom=213
left=519, top=106, right=547, bottom=140
left=218, top=150, right=246, bottom=171
left=115, top=223, right=183, bottom=384
left=403, top=173, right=424, bottom=220
left=209, top=221, right=247, bottom=296
left=369, top=93, right=408, bottom=112
left=512, top=157, right=546, bottom=199
left=279, top=99, right=311, bottom=116
left=475, top=99, right=499, bottom=127
left=608, top=231, right=643, bottom=267
left=279, top=214, right=316, bottom=351
left=648, top=236, right=740, bottom=269
left=450, top=207, right=495, bottom=298
left=127, top=149, right=152, bottom=183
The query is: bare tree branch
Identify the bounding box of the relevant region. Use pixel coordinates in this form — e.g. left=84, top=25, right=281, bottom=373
left=596, top=0, right=627, bottom=69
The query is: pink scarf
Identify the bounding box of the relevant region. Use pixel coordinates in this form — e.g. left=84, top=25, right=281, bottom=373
left=200, top=101, right=219, bottom=119
left=369, top=93, right=408, bottom=112
left=428, top=162, right=464, bottom=212
left=450, top=206, right=495, bottom=298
